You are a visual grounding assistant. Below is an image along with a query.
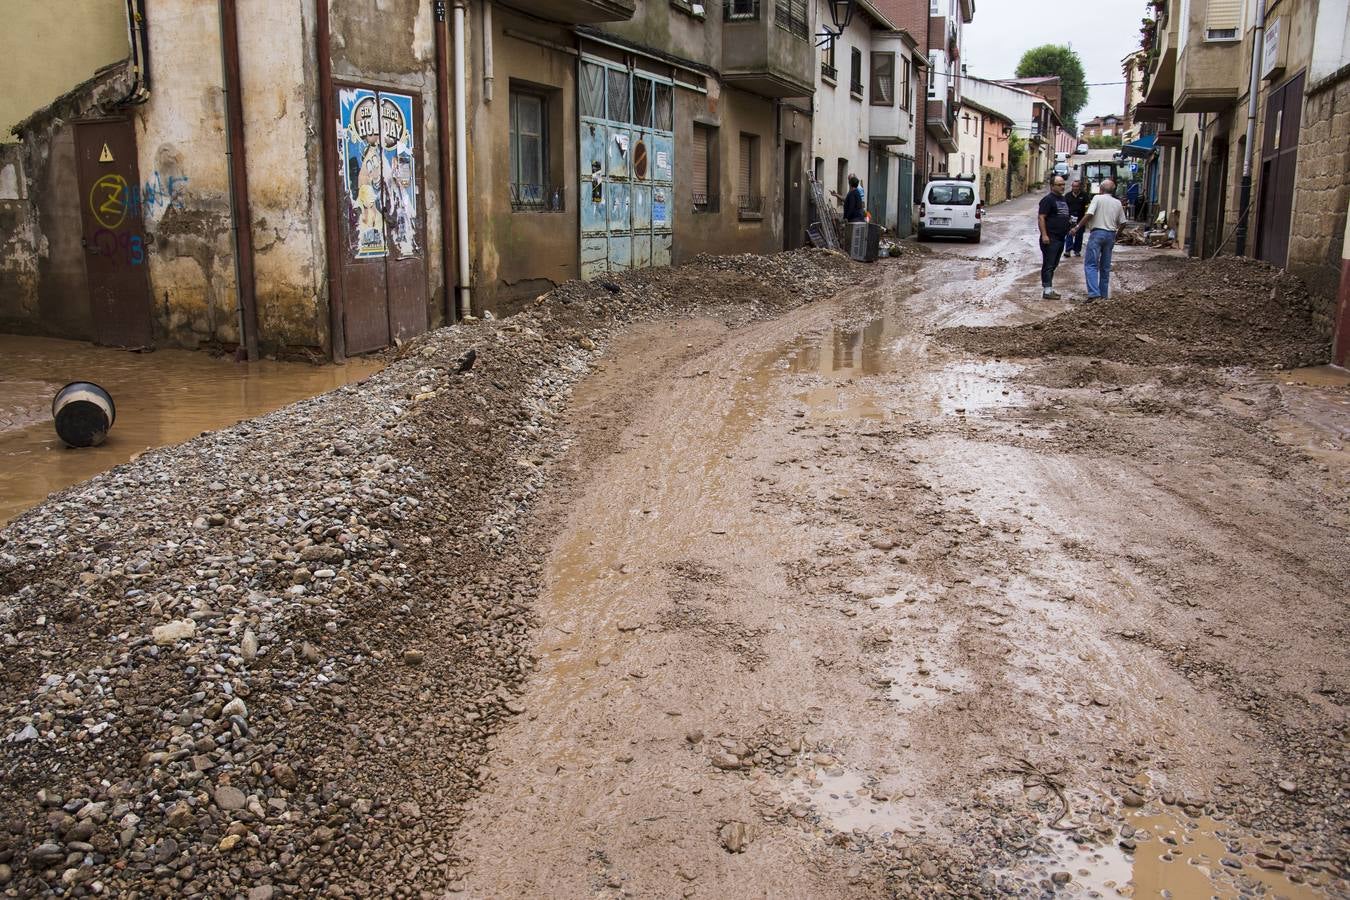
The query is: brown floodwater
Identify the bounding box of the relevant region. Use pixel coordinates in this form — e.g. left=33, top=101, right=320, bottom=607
left=0, top=335, right=383, bottom=526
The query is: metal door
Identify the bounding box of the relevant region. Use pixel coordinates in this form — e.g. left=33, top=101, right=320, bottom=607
left=579, top=59, right=674, bottom=279
left=335, top=84, right=428, bottom=354
left=73, top=119, right=153, bottom=347
left=1255, top=71, right=1303, bottom=268
left=896, top=157, right=913, bottom=237
left=867, top=147, right=889, bottom=227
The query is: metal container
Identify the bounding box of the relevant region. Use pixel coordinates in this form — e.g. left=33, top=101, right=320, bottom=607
left=847, top=222, right=882, bottom=262
left=52, top=382, right=116, bottom=448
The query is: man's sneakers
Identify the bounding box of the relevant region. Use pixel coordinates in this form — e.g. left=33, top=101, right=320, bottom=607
left=1042, top=288, right=1061, bottom=300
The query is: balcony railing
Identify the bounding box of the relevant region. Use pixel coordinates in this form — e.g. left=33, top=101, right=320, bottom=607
left=510, top=183, right=566, bottom=212
left=692, top=191, right=719, bottom=212
left=774, top=0, right=808, bottom=39
left=821, top=62, right=837, bottom=81
left=850, top=78, right=864, bottom=96
left=737, top=194, right=763, bottom=214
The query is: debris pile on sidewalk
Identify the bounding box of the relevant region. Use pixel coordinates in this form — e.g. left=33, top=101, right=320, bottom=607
left=0, top=249, right=856, bottom=897
left=941, top=255, right=1326, bottom=368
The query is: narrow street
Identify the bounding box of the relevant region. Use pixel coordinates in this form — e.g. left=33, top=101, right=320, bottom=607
left=1, top=198, right=1346, bottom=899
left=451, top=194, right=1348, bottom=897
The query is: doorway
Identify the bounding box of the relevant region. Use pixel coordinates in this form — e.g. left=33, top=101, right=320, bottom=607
left=73, top=119, right=153, bottom=348
left=783, top=140, right=803, bottom=250
left=867, top=146, right=889, bottom=227
left=897, top=156, right=914, bottom=238
left=334, top=83, right=429, bottom=355
left=1255, top=71, right=1304, bottom=267
left=1201, top=138, right=1228, bottom=258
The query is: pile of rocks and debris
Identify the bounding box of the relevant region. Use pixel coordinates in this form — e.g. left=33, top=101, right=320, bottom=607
left=0, top=250, right=857, bottom=897
left=941, top=255, right=1328, bottom=368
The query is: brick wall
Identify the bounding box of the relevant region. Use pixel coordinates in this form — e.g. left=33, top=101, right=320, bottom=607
left=1289, top=73, right=1350, bottom=344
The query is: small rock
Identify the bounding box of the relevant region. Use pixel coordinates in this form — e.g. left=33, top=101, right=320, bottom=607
left=719, top=821, right=753, bottom=853
left=1121, top=790, right=1145, bottom=808
left=152, top=619, right=196, bottom=645
left=240, top=629, right=259, bottom=661
left=271, top=764, right=298, bottom=790
left=222, top=697, right=247, bottom=718
left=165, top=801, right=193, bottom=828
left=685, top=730, right=704, bottom=744
left=28, top=842, right=64, bottom=869
left=403, top=649, right=425, bottom=666
left=1277, top=779, right=1297, bottom=794
left=214, top=785, right=247, bottom=811
left=218, top=834, right=241, bottom=851
left=1051, top=871, right=1072, bottom=885
left=248, top=887, right=275, bottom=900
left=711, top=753, right=741, bottom=770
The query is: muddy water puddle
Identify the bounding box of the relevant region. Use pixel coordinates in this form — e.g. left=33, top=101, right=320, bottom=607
left=1268, top=366, right=1350, bottom=481
left=0, top=335, right=382, bottom=525
left=1015, top=805, right=1327, bottom=899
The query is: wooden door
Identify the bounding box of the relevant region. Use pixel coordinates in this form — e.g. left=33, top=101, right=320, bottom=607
left=73, top=119, right=153, bottom=347
left=335, top=84, right=428, bottom=354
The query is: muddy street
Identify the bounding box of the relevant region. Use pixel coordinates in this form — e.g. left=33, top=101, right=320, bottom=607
left=0, top=198, right=1346, bottom=899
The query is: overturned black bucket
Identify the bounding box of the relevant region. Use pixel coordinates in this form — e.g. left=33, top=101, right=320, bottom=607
left=52, top=382, right=116, bottom=448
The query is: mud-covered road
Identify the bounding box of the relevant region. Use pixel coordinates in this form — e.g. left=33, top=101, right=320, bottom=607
left=454, top=195, right=1349, bottom=898
left=2, top=195, right=1345, bottom=899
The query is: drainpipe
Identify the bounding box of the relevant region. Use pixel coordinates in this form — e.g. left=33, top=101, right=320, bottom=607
left=453, top=0, right=472, bottom=318
left=219, top=0, right=260, bottom=361
left=435, top=1, right=457, bottom=323
left=482, top=0, right=494, bottom=103
left=1234, top=0, right=1267, bottom=258
left=317, top=0, right=346, bottom=362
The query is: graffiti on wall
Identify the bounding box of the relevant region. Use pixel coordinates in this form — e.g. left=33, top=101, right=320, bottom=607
left=338, top=87, right=419, bottom=261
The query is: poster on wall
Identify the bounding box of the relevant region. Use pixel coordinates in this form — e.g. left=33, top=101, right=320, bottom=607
left=338, top=87, right=420, bottom=261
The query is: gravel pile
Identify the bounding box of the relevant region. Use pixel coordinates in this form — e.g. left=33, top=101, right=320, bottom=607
left=941, top=255, right=1329, bottom=368
left=0, top=249, right=856, bottom=898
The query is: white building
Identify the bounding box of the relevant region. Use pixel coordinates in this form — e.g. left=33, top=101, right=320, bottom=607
left=812, top=0, right=923, bottom=234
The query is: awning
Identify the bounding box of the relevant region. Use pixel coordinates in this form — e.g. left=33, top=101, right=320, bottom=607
left=1120, top=133, right=1157, bottom=159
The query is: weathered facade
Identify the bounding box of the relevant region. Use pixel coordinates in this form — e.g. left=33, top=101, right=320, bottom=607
left=810, top=0, right=921, bottom=235
left=957, top=98, right=1012, bottom=206
left=1133, top=0, right=1350, bottom=362
left=1, top=0, right=819, bottom=352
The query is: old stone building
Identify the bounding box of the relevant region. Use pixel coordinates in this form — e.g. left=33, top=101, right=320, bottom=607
left=0, top=0, right=819, bottom=355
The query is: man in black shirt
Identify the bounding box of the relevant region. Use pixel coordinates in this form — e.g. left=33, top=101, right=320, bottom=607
left=1063, top=179, right=1089, bottom=257
left=843, top=175, right=866, bottom=223
left=1037, top=176, right=1071, bottom=299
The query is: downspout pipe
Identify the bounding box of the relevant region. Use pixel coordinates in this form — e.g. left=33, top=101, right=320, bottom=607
left=435, top=1, right=457, bottom=323
left=317, top=0, right=347, bottom=361
left=219, top=0, right=260, bottom=361
left=453, top=0, right=472, bottom=318
left=482, top=0, right=494, bottom=104
left=1234, top=0, right=1267, bottom=257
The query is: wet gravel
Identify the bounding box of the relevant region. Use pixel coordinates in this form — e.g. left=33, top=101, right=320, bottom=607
left=940, top=255, right=1330, bottom=368
left=0, top=250, right=856, bottom=897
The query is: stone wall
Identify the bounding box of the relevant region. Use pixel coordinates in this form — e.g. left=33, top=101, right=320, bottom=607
left=981, top=165, right=1008, bottom=206
left=1289, top=71, right=1350, bottom=344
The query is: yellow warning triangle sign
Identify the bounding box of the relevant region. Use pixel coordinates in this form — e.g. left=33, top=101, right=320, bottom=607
left=99, top=143, right=114, bottom=163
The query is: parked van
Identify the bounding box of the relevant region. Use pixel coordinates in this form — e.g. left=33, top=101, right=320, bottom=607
left=916, top=176, right=982, bottom=243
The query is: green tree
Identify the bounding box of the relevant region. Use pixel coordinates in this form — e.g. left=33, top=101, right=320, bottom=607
left=1008, top=133, right=1026, bottom=170
left=1016, top=45, right=1088, bottom=129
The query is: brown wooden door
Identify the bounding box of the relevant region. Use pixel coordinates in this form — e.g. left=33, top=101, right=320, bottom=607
left=1255, top=71, right=1304, bottom=267
left=73, top=119, right=153, bottom=347
left=335, top=84, right=428, bottom=354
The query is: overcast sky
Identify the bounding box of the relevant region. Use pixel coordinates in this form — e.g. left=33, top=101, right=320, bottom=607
left=962, top=0, right=1148, bottom=123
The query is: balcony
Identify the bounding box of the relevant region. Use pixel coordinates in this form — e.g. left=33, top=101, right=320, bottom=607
left=1141, top=0, right=1177, bottom=108
left=926, top=89, right=958, bottom=153
left=506, top=0, right=634, bottom=23
left=722, top=0, right=815, bottom=98
left=1175, top=24, right=1243, bottom=112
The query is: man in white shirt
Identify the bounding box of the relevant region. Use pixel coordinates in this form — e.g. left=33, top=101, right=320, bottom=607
left=1071, top=179, right=1126, bottom=299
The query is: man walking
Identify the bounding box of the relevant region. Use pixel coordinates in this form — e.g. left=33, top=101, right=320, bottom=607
left=1037, top=175, right=1071, bottom=299
left=1063, top=179, right=1089, bottom=257
left=1071, top=178, right=1127, bottom=299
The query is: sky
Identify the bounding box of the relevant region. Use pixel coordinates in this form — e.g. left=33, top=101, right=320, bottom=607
left=961, top=0, right=1148, bottom=126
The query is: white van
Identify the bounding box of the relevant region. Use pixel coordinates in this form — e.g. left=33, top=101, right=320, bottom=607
left=916, top=177, right=982, bottom=243
left=1055, top=151, right=1070, bottom=163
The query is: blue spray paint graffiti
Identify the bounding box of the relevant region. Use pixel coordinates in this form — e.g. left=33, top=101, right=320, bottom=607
left=125, top=172, right=190, bottom=216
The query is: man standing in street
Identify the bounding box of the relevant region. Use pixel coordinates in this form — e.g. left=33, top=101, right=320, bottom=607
left=1072, top=178, right=1127, bottom=299
left=843, top=175, right=866, bottom=223
left=1037, top=175, right=1071, bottom=299
left=1064, top=179, right=1089, bottom=257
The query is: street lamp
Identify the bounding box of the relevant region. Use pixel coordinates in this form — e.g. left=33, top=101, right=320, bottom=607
left=817, top=0, right=855, bottom=44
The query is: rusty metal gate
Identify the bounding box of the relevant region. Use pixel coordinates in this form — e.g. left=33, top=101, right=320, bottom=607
left=334, top=83, right=428, bottom=354
left=73, top=119, right=154, bottom=348
left=578, top=57, right=675, bottom=279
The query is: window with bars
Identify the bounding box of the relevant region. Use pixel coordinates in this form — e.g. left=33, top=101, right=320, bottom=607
left=850, top=47, right=863, bottom=97
left=509, top=88, right=563, bottom=212
left=692, top=124, right=718, bottom=212
left=870, top=52, right=895, bottom=106
left=738, top=133, right=761, bottom=215
left=724, top=0, right=758, bottom=19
